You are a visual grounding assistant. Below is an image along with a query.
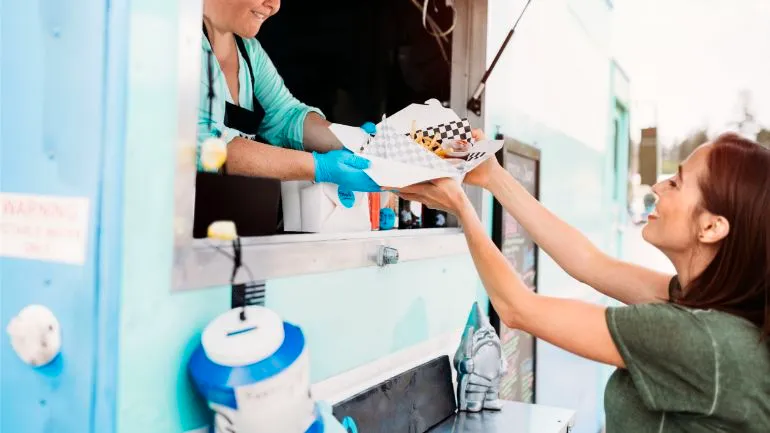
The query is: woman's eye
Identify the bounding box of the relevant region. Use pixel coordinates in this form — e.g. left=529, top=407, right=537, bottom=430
left=668, top=179, right=677, bottom=187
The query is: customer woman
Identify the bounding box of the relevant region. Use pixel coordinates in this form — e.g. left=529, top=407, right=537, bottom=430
left=194, top=0, right=378, bottom=237
left=396, top=132, right=770, bottom=431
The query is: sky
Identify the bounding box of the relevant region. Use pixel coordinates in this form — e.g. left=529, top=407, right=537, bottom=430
left=610, top=0, right=770, bottom=145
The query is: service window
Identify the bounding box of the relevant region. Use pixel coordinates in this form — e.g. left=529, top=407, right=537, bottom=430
left=173, top=0, right=488, bottom=290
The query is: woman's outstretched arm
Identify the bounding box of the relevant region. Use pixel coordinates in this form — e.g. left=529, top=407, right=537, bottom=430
left=455, top=191, right=625, bottom=367
left=477, top=159, right=672, bottom=305
left=396, top=179, right=626, bottom=368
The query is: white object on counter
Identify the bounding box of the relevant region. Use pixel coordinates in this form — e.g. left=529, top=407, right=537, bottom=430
left=281, top=180, right=313, bottom=232
left=300, top=183, right=371, bottom=233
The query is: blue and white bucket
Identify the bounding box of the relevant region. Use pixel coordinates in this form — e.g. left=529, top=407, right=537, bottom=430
left=188, top=306, right=325, bottom=433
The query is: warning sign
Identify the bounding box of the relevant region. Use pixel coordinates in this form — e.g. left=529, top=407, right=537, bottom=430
left=0, top=193, right=90, bottom=265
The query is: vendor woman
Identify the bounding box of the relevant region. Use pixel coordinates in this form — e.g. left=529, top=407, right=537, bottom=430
left=397, top=132, right=770, bottom=432
left=194, top=0, right=377, bottom=237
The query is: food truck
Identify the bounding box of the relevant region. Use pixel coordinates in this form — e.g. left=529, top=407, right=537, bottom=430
left=2, top=0, right=630, bottom=432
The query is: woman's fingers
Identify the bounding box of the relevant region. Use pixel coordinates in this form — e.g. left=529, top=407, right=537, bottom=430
left=471, top=128, right=486, bottom=141
left=386, top=184, right=426, bottom=195
left=397, top=192, right=423, bottom=203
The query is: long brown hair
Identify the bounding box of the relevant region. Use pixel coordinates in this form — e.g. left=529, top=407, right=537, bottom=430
left=676, top=132, right=770, bottom=338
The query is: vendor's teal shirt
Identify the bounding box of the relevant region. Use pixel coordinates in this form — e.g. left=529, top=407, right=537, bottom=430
left=197, top=35, right=323, bottom=171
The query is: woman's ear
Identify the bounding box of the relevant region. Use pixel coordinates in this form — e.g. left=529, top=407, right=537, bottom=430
left=698, top=213, right=730, bottom=244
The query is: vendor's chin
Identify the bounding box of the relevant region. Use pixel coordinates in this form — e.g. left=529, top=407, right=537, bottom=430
left=237, top=20, right=265, bottom=38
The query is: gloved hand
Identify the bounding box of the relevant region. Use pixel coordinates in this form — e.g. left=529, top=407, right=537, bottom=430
left=317, top=402, right=354, bottom=433
left=360, top=121, right=377, bottom=136
left=312, top=149, right=380, bottom=192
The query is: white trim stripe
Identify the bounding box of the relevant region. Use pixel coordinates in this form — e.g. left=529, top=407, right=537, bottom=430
left=310, top=328, right=463, bottom=404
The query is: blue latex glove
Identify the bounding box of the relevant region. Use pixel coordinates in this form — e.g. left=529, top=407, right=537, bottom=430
left=360, top=121, right=377, bottom=135
left=317, top=402, right=354, bottom=433
left=313, top=149, right=380, bottom=192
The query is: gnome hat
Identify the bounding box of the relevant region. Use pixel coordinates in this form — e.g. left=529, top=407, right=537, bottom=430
left=454, top=302, right=492, bottom=364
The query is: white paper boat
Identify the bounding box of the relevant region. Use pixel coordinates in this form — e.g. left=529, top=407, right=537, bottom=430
left=329, top=100, right=504, bottom=188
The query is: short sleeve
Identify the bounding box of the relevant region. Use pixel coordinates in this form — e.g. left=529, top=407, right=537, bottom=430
left=606, top=304, right=719, bottom=414
left=245, top=39, right=324, bottom=150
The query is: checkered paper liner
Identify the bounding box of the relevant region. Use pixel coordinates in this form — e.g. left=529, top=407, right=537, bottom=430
left=413, top=118, right=475, bottom=145
left=361, top=116, right=491, bottom=173
left=362, top=119, right=455, bottom=171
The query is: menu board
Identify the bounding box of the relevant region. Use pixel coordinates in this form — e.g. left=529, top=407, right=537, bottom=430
left=492, top=143, right=539, bottom=404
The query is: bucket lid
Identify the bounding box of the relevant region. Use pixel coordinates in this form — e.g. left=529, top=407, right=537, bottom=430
left=202, top=306, right=284, bottom=367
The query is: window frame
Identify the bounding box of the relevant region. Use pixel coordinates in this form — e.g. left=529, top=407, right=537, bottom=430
left=172, top=0, right=490, bottom=291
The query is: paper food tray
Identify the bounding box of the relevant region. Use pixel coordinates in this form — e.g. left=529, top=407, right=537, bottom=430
left=329, top=101, right=504, bottom=188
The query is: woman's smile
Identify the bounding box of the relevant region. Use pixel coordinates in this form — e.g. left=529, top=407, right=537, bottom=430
left=251, top=10, right=267, bottom=21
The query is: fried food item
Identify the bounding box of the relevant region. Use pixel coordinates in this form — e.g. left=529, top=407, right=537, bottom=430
left=408, top=120, right=472, bottom=160
left=412, top=130, right=442, bottom=154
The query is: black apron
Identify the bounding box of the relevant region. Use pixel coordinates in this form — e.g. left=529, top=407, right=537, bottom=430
left=193, top=32, right=283, bottom=239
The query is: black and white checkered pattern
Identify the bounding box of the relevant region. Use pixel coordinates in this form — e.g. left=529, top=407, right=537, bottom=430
left=412, top=119, right=474, bottom=145
left=464, top=152, right=486, bottom=162
left=364, top=119, right=456, bottom=171
left=361, top=116, right=494, bottom=174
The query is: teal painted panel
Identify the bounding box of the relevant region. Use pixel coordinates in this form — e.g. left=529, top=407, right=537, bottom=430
left=566, top=0, right=613, bottom=49
left=488, top=111, right=613, bottom=433
left=1, top=1, right=112, bottom=433
left=116, top=4, right=482, bottom=433
left=484, top=2, right=619, bottom=430
left=117, top=257, right=479, bottom=433
left=115, top=2, right=623, bottom=433
left=0, top=0, right=122, bottom=433
left=266, top=256, right=479, bottom=382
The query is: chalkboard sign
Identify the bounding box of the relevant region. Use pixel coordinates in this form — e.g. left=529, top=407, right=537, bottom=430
left=490, top=137, right=540, bottom=404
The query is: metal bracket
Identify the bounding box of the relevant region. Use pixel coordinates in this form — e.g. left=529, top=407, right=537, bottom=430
left=376, top=245, right=400, bottom=267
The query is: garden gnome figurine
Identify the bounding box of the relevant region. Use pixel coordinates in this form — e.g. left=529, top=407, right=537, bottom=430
left=454, top=302, right=507, bottom=412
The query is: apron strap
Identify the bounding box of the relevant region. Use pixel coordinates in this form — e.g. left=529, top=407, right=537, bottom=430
left=202, top=24, right=259, bottom=108
left=234, top=36, right=257, bottom=100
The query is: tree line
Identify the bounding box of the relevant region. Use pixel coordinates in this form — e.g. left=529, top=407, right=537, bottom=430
left=662, top=91, right=769, bottom=172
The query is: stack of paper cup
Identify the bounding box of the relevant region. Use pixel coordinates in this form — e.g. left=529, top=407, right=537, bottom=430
left=189, top=306, right=324, bottom=433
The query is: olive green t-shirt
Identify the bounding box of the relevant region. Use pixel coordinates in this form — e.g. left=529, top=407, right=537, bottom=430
left=604, top=299, right=770, bottom=432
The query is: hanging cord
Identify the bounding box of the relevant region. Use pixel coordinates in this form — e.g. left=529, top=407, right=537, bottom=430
left=208, top=238, right=256, bottom=322
left=202, top=23, right=250, bottom=321
left=407, top=0, right=456, bottom=65
left=207, top=51, right=215, bottom=132
left=203, top=23, right=218, bottom=135
left=420, top=0, right=457, bottom=39
left=207, top=241, right=256, bottom=283
left=231, top=238, right=248, bottom=321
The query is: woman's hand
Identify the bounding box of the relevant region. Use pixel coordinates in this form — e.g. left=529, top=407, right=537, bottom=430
left=464, top=158, right=504, bottom=189
left=393, top=178, right=473, bottom=217
left=463, top=129, right=504, bottom=189
left=471, top=128, right=486, bottom=141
